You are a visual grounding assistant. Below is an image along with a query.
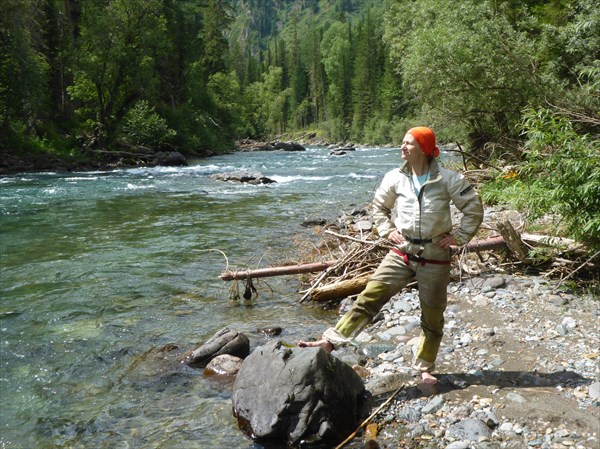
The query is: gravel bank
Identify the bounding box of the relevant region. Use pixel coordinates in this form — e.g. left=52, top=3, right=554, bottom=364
left=335, top=272, right=599, bottom=449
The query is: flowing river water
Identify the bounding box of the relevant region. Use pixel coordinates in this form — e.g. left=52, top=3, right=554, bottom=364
left=0, top=146, right=406, bottom=448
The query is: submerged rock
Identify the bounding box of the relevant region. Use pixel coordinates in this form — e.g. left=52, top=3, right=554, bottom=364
left=183, top=327, right=250, bottom=368
left=211, top=171, right=276, bottom=184
left=204, top=354, right=244, bottom=376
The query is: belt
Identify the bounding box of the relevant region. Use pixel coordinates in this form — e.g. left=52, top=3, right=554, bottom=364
left=391, top=247, right=450, bottom=265
left=403, top=235, right=432, bottom=244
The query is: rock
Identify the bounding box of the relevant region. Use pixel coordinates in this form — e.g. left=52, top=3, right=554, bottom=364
left=154, top=151, right=187, bottom=166
left=506, top=392, right=526, bottom=403
left=355, top=220, right=373, bottom=232
left=397, top=406, right=421, bottom=423
left=301, top=216, right=327, bottom=227
left=362, top=343, right=397, bottom=358
left=365, top=372, right=408, bottom=396
left=445, top=442, right=470, bottom=449
left=204, top=354, right=244, bottom=376
left=273, top=141, right=305, bottom=152
left=183, top=327, right=250, bottom=367
left=421, top=395, right=445, bottom=414
left=211, top=171, right=276, bottom=184
left=562, top=317, right=577, bottom=330
left=256, top=326, right=283, bottom=337
left=446, top=418, right=493, bottom=441
left=232, top=341, right=367, bottom=448
left=589, top=381, right=600, bottom=399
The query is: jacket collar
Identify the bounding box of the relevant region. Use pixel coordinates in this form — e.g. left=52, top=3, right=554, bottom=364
left=399, top=159, right=442, bottom=183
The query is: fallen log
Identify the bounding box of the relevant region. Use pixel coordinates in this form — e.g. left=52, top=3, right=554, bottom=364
left=456, top=235, right=506, bottom=254
left=310, top=276, right=371, bottom=302
left=220, top=260, right=336, bottom=281
left=219, top=236, right=509, bottom=282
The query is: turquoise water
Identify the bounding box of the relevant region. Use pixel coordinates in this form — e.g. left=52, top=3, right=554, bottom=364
left=0, top=147, right=401, bottom=448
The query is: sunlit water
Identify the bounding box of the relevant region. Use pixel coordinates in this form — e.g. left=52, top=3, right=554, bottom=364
left=0, top=146, right=407, bottom=449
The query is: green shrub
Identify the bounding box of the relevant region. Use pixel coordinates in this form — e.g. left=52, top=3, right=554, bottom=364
left=482, top=107, right=600, bottom=250
left=120, top=100, right=176, bottom=147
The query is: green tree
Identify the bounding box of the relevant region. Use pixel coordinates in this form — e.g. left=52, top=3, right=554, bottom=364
left=1, top=0, right=50, bottom=148
left=202, top=0, right=232, bottom=78
left=67, top=0, right=168, bottom=148
left=320, top=21, right=352, bottom=125
left=385, top=0, right=544, bottom=151
left=351, top=11, right=383, bottom=140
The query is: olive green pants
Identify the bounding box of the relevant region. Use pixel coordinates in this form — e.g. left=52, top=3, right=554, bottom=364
left=334, top=250, right=450, bottom=372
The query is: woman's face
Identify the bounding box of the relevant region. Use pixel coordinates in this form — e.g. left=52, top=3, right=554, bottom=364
left=401, top=133, right=426, bottom=164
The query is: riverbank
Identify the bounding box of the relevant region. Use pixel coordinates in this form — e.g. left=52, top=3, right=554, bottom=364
left=336, top=270, right=599, bottom=449
left=292, top=207, right=598, bottom=449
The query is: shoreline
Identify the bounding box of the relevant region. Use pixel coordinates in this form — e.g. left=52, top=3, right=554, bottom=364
left=338, top=269, right=599, bottom=448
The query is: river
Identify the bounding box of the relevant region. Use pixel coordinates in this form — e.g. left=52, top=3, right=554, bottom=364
left=0, top=146, right=402, bottom=448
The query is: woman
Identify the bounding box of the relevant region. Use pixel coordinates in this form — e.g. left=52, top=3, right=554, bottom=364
left=299, top=126, right=484, bottom=384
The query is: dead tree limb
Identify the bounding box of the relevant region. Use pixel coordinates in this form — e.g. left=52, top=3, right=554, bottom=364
left=310, top=276, right=371, bottom=302
left=219, top=261, right=336, bottom=281
left=219, top=236, right=510, bottom=282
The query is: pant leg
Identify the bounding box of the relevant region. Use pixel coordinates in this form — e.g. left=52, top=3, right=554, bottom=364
left=334, top=251, right=415, bottom=339
left=413, top=262, right=450, bottom=372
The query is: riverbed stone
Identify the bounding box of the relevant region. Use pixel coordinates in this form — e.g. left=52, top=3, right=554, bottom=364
left=589, top=381, right=600, bottom=399
left=204, top=354, right=244, bottom=376
left=183, top=327, right=250, bottom=367
left=211, top=171, right=276, bottom=184
left=422, top=395, right=445, bottom=414
left=446, top=419, right=493, bottom=441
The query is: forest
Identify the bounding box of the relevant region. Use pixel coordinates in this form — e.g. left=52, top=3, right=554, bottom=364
left=1, top=0, right=599, bottom=248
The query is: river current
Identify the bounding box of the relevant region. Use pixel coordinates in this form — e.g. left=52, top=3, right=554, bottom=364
left=0, top=146, right=404, bottom=448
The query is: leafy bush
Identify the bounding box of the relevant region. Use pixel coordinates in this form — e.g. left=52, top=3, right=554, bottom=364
left=482, top=107, right=600, bottom=250
left=120, top=101, right=176, bottom=147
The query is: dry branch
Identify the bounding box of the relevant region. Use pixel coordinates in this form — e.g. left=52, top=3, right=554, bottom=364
left=219, top=260, right=336, bottom=281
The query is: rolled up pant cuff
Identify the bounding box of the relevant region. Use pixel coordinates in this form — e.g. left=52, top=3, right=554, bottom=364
left=413, top=357, right=436, bottom=373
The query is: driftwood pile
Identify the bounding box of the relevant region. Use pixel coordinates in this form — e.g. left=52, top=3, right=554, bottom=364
left=219, top=212, right=597, bottom=304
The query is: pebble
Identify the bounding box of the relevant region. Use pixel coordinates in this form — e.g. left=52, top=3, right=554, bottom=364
left=445, top=442, right=470, bottom=449
left=589, top=381, right=600, bottom=399
left=422, top=395, right=445, bottom=414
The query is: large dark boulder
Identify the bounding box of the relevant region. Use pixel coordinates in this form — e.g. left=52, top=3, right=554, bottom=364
left=232, top=340, right=368, bottom=448
left=183, top=327, right=250, bottom=368
left=154, top=151, right=187, bottom=166
left=273, top=141, right=306, bottom=152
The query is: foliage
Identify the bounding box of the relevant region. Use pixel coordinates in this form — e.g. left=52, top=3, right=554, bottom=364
left=385, top=0, right=545, bottom=152
left=481, top=107, right=600, bottom=249
left=120, top=101, right=176, bottom=146
left=2, top=0, right=598, bottom=166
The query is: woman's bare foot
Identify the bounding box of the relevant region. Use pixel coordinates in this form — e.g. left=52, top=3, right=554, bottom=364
left=297, top=339, right=334, bottom=352
left=421, top=371, right=439, bottom=384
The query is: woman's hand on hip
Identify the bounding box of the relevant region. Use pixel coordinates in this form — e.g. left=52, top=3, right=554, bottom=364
left=436, top=233, right=457, bottom=248
left=388, top=230, right=405, bottom=244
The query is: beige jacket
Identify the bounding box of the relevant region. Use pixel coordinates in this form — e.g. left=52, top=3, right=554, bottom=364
left=372, top=159, right=484, bottom=259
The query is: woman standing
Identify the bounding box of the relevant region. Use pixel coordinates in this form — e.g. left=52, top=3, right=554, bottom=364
left=299, top=127, right=484, bottom=384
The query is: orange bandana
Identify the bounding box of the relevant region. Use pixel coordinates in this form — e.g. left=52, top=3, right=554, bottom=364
left=408, top=126, right=440, bottom=158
